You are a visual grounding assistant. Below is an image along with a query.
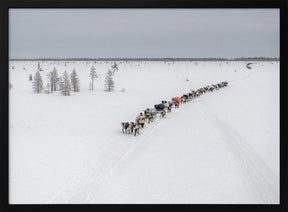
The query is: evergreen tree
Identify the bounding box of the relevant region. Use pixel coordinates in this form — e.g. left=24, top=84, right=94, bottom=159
left=29, top=74, right=33, bottom=81
left=70, top=68, right=80, bottom=92
left=59, top=71, right=71, bottom=96
left=32, top=71, right=43, bottom=93
left=104, top=69, right=114, bottom=92
left=89, top=66, right=98, bottom=90
left=47, top=67, right=59, bottom=93
left=46, top=83, right=51, bottom=94
left=111, top=62, right=119, bottom=75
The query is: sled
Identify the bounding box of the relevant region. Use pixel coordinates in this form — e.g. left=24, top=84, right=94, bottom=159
left=172, top=97, right=181, bottom=103
left=154, top=103, right=165, bottom=111
left=148, top=108, right=157, bottom=115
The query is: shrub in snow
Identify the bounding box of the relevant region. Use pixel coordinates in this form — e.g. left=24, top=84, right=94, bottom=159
left=104, top=69, right=115, bottom=92
left=29, top=74, right=33, bottom=81
left=32, top=71, right=43, bottom=93
left=121, top=88, right=126, bottom=92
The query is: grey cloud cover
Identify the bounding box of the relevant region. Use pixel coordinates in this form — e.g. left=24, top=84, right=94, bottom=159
left=9, top=9, right=279, bottom=59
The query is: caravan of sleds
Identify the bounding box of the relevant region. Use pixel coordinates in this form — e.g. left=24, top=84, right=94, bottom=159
left=121, top=81, right=228, bottom=136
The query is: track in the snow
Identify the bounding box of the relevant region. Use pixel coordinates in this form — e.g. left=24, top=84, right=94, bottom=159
left=49, top=106, right=182, bottom=203
left=197, top=99, right=279, bottom=204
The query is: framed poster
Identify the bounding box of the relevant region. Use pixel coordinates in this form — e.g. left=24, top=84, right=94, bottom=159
left=1, top=0, right=287, bottom=211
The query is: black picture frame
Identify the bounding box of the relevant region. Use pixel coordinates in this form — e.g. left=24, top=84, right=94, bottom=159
left=1, top=0, right=287, bottom=211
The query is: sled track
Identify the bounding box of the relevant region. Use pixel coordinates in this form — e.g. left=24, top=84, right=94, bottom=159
left=49, top=106, right=182, bottom=203
left=197, top=99, right=279, bottom=204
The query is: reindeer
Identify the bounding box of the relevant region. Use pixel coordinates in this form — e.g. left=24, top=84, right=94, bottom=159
left=174, top=102, right=180, bottom=108
left=127, top=122, right=135, bottom=134
left=222, top=81, right=228, bottom=86
left=160, top=110, right=166, bottom=118
left=181, top=95, right=188, bottom=104
left=121, top=122, right=129, bottom=134
left=167, top=106, right=172, bottom=113
left=133, top=123, right=140, bottom=136
left=146, top=113, right=154, bottom=123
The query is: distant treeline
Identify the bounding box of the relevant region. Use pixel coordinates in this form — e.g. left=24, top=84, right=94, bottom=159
left=9, top=57, right=279, bottom=62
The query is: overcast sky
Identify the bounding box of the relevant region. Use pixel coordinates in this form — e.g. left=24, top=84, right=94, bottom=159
left=9, top=9, right=279, bottom=59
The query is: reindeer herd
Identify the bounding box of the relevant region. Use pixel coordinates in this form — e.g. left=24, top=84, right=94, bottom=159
left=121, top=81, right=228, bottom=136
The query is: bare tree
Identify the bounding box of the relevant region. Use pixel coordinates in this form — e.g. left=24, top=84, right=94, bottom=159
left=111, top=62, right=119, bottom=75
left=89, top=66, right=98, bottom=90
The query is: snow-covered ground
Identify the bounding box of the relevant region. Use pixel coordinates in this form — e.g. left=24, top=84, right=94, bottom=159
left=9, top=60, right=279, bottom=204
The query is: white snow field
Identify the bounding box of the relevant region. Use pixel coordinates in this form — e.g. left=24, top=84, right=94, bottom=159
left=9, top=60, right=279, bottom=204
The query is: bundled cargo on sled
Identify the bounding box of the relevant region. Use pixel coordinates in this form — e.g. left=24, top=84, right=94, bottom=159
left=154, top=103, right=165, bottom=111
left=148, top=108, right=157, bottom=115
left=172, top=97, right=181, bottom=103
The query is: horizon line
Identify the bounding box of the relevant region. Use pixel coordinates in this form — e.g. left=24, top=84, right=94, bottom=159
left=9, top=56, right=280, bottom=61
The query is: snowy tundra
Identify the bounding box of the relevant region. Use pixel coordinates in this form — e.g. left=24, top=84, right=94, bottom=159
left=9, top=60, right=279, bottom=204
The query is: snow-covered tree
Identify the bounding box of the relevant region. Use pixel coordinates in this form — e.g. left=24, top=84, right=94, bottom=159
left=45, top=83, right=51, bottom=94
left=89, top=66, right=98, bottom=90
left=29, top=74, right=33, bottom=81
left=111, top=62, right=119, bottom=75
left=70, top=68, right=80, bottom=92
left=47, top=67, right=59, bottom=93
left=59, top=71, right=71, bottom=96
left=104, top=69, right=114, bottom=92
left=32, top=71, right=43, bottom=93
